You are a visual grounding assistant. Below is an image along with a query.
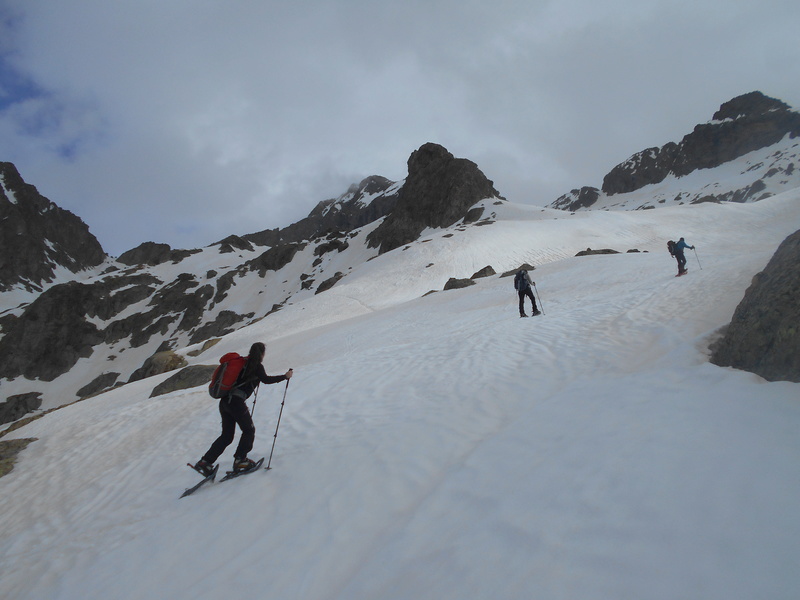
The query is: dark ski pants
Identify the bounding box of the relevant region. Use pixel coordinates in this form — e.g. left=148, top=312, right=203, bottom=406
left=676, top=252, right=687, bottom=273
left=203, top=395, right=255, bottom=464
left=518, top=287, right=538, bottom=316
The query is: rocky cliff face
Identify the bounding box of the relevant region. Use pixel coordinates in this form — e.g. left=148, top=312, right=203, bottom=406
left=367, top=143, right=502, bottom=254
left=0, top=167, right=405, bottom=409
left=549, top=92, right=800, bottom=212
left=244, top=175, right=400, bottom=247
left=710, top=229, right=800, bottom=383
left=551, top=187, right=601, bottom=213
left=602, top=92, right=800, bottom=196
left=0, top=162, right=107, bottom=291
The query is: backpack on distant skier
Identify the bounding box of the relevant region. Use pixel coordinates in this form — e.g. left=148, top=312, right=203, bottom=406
left=209, top=352, right=248, bottom=398
left=667, top=240, right=676, bottom=256
left=514, top=270, right=528, bottom=291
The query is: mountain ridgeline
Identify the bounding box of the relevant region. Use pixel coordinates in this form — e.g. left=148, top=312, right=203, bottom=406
left=1, top=92, right=799, bottom=421
left=0, top=162, right=106, bottom=292
left=0, top=142, right=503, bottom=417
left=550, top=91, right=800, bottom=211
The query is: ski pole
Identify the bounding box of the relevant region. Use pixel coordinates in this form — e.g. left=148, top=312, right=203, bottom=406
left=266, top=379, right=290, bottom=471
left=250, top=384, right=260, bottom=417
left=693, top=248, right=702, bottom=270
left=533, top=282, right=545, bottom=315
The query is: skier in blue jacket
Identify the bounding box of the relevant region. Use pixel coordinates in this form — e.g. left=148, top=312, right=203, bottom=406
left=673, top=237, right=695, bottom=276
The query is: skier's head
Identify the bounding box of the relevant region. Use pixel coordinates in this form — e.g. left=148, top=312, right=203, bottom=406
left=249, top=342, right=266, bottom=363
left=679, top=237, right=685, bottom=241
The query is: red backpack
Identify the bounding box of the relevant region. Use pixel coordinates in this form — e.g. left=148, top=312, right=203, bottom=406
left=209, top=352, right=248, bottom=398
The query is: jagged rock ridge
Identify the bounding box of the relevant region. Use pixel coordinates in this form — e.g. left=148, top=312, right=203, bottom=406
left=243, top=176, right=400, bottom=247
left=0, top=162, right=106, bottom=292
left=551, top=91, right=800, bottom=211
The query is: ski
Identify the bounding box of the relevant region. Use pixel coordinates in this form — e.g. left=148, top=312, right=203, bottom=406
left=675, top=270, right=689, bottom=277
left=220, top=457, right=265, bottom=482
left=180, top=463, right=219, bottom=498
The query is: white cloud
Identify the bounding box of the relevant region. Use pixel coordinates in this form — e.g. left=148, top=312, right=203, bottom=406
left=1, top=0, right=799, bottom=255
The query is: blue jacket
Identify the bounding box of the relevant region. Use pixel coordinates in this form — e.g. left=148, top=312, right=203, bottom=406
left=674, top=239, right=693, bottom=254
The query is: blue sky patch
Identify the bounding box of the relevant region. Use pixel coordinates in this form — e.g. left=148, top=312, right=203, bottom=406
left=0, top=55, right=44, bottom=112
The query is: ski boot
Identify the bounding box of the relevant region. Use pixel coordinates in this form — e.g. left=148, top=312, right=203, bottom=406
left=192, top=459, right=216, bottom=477
left=233, top=456, right=257, bottom=473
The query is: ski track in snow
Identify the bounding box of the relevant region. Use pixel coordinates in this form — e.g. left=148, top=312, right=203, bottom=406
left=1, top=193, right=800, bottom=599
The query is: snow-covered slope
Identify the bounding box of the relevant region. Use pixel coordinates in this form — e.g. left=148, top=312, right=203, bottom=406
left=1, top=190, right=799, bottom=600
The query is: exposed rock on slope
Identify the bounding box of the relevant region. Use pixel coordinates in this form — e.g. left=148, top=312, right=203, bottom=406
left=0, top=393, right=42, bottom=426
left=367, top=143, right=502, bottom=254
left=550, top=92, right=800, bottom=211
left=244, top=176, right=400, bottom=247
left=117, top=242, right=200, bottom=266
left=710, top=229, right=800, bottom=382
left=0, top=162, right=106, bottom=291
left=552, top=187, right=601, bottom=213
left=602, top=92, right=800, bottom=196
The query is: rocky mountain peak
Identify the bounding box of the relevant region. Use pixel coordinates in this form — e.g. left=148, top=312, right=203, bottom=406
left=0, top=162, right=106, bottom=292
left=366, top=143, right=502, bottom=254
left=244, top=175, right=399, bottom=248
left=712, top=91, right=791, bottom=122
left=600, top=91, right=800, bottom=197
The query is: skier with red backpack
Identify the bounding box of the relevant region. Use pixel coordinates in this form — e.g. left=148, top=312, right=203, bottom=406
left=193, top=342, right=293, bottom=477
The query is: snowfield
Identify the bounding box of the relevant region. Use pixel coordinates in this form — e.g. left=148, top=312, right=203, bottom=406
left=1, top=191, right=799, bottom=600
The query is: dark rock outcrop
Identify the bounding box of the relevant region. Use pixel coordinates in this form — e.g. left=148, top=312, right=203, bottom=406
left=575, top=248, right=620, bottom=256
left=76, top=372, right=121, bottom=398
left=189, top=310, right=250, bottom=345
left=551, top=187, right=601, bottom=212
left=471, top=266, right=496, bottom=279
left=710, top=229, right=800, bottom=382
left=367, top=143, right=502, bottom=254
left=602, top=92, right=800, bottom=196
left=128, top=350, right=188, bottom=383
left=244, top=176, right=399, bottom=247
left=247, top=242, right=306, bottom=277
left=215, top=235, right=254, bottom=254
left=444, top=277, right=476, bottom=290
left=150, top=364, right=216, bottom=398
left=0, top=162, right=106, bottom=292
left=0, top=438, right=37, bottom=478
left=0, top=281, right=107, bottom=381
left=0, top=267, right=229, bottom=383
left=0, top=393, right=43, bottom=425
left=316, top=272, right=345, bottom=294
left=117, top=242, right=199, bottom=266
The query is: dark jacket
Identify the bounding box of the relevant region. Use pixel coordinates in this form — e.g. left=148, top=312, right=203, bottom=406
left=231, top=362, right=286, bottom=399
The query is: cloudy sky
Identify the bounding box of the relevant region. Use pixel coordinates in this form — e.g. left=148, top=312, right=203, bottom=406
left=1, top=0, right=798, bottom=256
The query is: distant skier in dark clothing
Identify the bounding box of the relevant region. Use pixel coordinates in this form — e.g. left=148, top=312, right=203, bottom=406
left=514, top=269, right=540, bottom=317
left=672, top=237, right=695, bottom=276
left=193, top=342, right=292, bottom=476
